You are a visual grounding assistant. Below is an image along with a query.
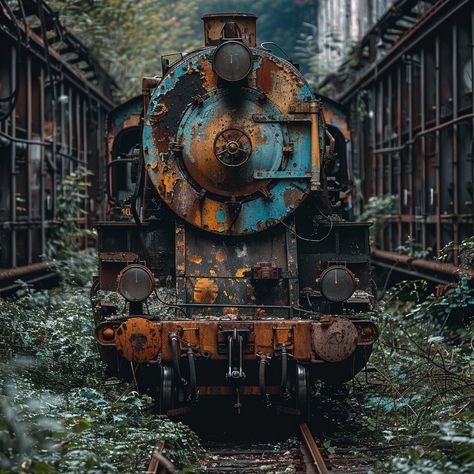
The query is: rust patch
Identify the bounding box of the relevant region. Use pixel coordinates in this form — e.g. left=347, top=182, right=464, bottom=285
left=282, top=187, right=305, bottom=209
left=236, top=267, right=250, bottom=278
left=198, top=57, right=218, bottom=90
left=115, top=318, right=161, bottom=363
left=193, top=278, right=219, bottom=304
left=255, top=54, right=306, bottom=115
left=312, top=317, right=358, bottom=363
left=323, top=107, right=350, bottom=140
left=188, top=254, right=203, bottom=264
left=256, top=56, right=275, bottom=94
left=203, top=14, right=257, bottom=47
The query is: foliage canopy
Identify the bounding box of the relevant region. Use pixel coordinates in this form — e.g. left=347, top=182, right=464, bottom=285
left=48, top=0, right=317, bottom=98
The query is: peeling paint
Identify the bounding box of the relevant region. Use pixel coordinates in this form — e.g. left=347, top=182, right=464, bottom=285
left=188, top=255, right=203, bottom=264
left=143, top=47, right=316, bottom=236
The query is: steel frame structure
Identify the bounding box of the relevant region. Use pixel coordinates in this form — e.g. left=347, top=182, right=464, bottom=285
left=0, top=0, right=115, bottom=291
left=331, top=0, right=473, bottom=281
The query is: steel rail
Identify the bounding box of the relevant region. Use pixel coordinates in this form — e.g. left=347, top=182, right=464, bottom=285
left=146, top=440, right=176, bottom=474
left=299, top=423, right=331, bottom=474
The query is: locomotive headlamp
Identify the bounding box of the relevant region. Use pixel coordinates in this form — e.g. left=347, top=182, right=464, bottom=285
left=318, top=266, right=356, bottom=303
left=212, top=41, right=253, bottom=82
left=117, top=264, right=155, bottom=302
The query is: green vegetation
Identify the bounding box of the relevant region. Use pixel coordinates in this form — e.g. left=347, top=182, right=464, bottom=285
left=1, top=173, right=473, bottom=473
left=440, top=235, right=474, bottom=274
left=358, top=194, right=398, bottom=242
left=0, top=171, right=202, bottom=473
left=0, top=252, right=202, bottom=473
left=322, top=276, right=474, bottom=472
left=49, top=0, right=200, bottom=99
left=45, top=166, right=93, bottom=262
left=366, top=278, right=473, bottom=472
left=46, top=0, right=318, bottom=98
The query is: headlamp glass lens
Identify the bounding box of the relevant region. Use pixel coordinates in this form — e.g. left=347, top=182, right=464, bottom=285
left=320, top=266, right=356, bottom=303
left=117, top=265, right=154, bottom=302
left=213, top=41, right=253, bottom=82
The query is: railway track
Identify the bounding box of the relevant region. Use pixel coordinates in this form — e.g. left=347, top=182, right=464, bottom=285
left=198, top=422, right=333, bottom=474
left=147, top=418, right=373, bottom=473
left=299, top=423, right=330, bottom=474
left=147, top=422, right=330, bottom=473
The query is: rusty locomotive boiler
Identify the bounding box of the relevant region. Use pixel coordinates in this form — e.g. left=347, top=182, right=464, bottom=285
left=92, top=13, right=378, bottom=419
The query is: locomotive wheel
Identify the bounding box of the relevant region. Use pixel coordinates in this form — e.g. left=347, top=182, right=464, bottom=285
left=158, top=364, right=175, bottom=415
left=296, top=363, right=311, bottom=422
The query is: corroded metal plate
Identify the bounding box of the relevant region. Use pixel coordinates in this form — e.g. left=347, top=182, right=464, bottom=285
left=178, top=88, right=285, bottom=198
left=312, top=317, right=359, bottom=363
left=115, top=317, right=161, bottom=363
left=143, top=49, right=315, bottom=235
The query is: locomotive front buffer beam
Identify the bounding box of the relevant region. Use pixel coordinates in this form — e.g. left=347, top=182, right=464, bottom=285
left=96, top=317, right=378, bottom=412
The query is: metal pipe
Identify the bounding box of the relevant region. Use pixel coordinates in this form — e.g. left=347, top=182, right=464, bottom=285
left=175, top=303, right=305, bottom=311
left=371, top=248, right=474, bottom=278
left=310, top=101, right=321, bottom=190
left=452, top=23, right=459, bottom=265
left=27, top=53, right=32, bottom=265
left=169, top=335, right=187, bottom=387
left=373, top=260, right=451, bottom=285
left=0, top=261, right=52, bottom=281
left=187, top=347, right=198, bottom=403
left=258, top=356, right=271, bottom=408
left=0, top=271, right=57, bottom=294
left=10, top=43, right=17, bottom=268
left=227, top=335, right=232, bottom=379
left=435, top=35, right=441, bottom=256
left=372, top=113, right=474, bottom=155
left=40, top=67, right=46, bottom=260
left=0, top=129, right=49, bottom=146
left=280, top=346, right=290, bottom=400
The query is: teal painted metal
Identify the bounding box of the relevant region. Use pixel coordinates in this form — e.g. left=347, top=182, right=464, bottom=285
left=254, top=170, right=311, bottom=179
left=110, top=95, right=142, bottom=128
left=143, top=48, right=316, bottom=235
left=178, top=88, right=287, bottom=191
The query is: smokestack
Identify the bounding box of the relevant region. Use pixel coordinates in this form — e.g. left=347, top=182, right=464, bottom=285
left=202, top=13, right=257, bottom=47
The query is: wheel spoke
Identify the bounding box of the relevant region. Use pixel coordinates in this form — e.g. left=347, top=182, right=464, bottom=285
left=214, top=128, right=252, bottom=167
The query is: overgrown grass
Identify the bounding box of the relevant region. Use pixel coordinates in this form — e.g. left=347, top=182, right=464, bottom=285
left=2, top=256, right=473, bottom=473
left=1, top=168, right=202, bottom=473
left=323, top=278, right=474, bottom=472
left=2, top=170, right=472, bottom=472
left=0, top=252, right=202, bottom=474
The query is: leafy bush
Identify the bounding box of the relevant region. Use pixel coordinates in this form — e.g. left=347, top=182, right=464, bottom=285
left=45, top=166, right=93, bottom=262
left=358, top=195, right=397, bottom=241
left=0, top=252, right=202, bottom=473
left=440, top=235, right=474, bottom=273
left=396, top=236, right=432, bottom=259
left=347, top=278, right=474, bottom=472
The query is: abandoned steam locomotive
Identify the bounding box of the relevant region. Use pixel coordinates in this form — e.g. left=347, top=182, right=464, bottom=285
left=92, top=13, right=378, bottom=419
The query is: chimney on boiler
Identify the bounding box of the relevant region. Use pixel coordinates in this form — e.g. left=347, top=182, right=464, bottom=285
left=202, top=13, right=257, bottom=47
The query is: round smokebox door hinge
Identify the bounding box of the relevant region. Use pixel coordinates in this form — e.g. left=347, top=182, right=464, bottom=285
left=213, top=128, right=252, bottom=167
